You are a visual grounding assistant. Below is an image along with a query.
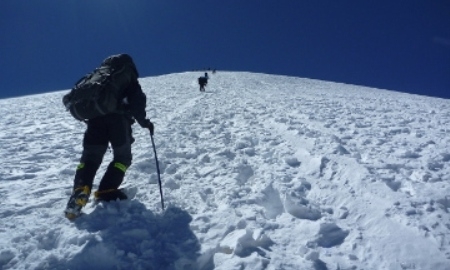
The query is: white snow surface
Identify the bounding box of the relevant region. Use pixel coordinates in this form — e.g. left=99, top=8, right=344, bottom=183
left=1, top=72, right=450, bottom=270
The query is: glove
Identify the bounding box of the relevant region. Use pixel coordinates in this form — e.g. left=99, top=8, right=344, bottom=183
left=142, top=119, right=154, bottom=135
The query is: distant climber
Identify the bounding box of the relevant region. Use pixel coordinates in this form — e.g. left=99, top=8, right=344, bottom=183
left=198, top=73, right=208, bottom=92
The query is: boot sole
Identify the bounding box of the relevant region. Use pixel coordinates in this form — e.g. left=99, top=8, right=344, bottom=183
left=65, top=212, right=79, bottom=220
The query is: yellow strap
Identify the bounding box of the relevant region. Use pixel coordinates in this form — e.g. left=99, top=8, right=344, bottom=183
left=114, top=162, right=128, bottom=173
left=76, top=163, right=85, bottom=170
left=74, top=185, right=90, bottom=194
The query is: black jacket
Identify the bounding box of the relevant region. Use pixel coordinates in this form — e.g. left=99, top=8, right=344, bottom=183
left=120, top=80, right=147, bottom=127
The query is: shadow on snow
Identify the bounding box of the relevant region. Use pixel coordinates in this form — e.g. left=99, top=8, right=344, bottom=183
left=64, top=201, right=201, bottom=270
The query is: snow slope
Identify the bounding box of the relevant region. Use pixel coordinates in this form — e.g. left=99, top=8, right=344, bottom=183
left=1, top=72, right=450, bottom=270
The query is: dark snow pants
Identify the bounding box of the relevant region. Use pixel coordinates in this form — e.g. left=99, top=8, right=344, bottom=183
left=73, top=113, right=134, bottom=192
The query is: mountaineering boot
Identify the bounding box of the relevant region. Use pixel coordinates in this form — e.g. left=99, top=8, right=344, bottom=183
left=94, top=162, right=128, bottom=202
left=73, top=162, right=100, bottom=190
left=64, top=185, right=91, bottom=220
left=94, top=189, right=128, bottom=202
left=98, top=162, right=127, bottom=191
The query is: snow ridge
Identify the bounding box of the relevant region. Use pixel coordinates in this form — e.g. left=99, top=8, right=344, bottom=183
left=1, top=72, right=449, bottom=269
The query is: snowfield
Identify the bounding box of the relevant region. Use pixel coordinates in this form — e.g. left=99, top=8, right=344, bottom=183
left=1, top=72, right=449, bottom=270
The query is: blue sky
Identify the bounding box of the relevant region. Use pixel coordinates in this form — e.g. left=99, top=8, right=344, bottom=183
left=1, top=1, right=449, bottom=99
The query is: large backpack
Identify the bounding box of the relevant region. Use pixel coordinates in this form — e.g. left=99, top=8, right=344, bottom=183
left=198, top=76, right=207, bottom=85
left=63, top=54, right=138, bottom=121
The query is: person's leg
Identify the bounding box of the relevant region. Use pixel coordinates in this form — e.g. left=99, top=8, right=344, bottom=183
left=65, top=119, right=108, bottom=217
left=73, top=120, right=109, bottom=191
left=97, top=114, right=133, bottom=193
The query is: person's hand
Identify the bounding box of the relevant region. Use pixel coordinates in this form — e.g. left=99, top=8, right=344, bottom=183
left=142, top=119, right=154, bottom=135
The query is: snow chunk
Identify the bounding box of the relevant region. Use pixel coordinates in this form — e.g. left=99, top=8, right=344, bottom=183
left=285, top=157, right=301, bottom=167
left=218, top=228, right=273, bottom=257
left=314, top=223, right=349, bottom=248
left=284, top=191, right=322, bottom=221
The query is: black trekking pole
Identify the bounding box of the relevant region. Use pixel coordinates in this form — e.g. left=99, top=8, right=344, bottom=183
left=150, top=133, right=165, bottom=210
